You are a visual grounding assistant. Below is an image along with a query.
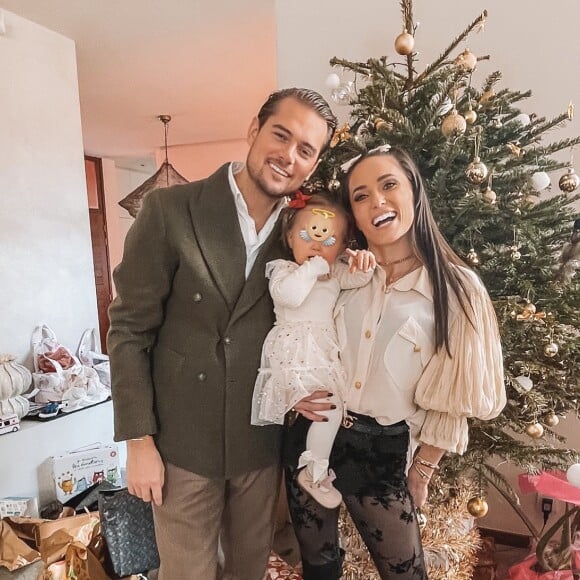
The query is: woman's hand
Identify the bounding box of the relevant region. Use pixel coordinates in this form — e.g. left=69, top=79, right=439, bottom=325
left=293, top=390, right=335, bottom=422
left=407, top=466, right=430, bottom=508
left=346, top=248, right=377, bottom=273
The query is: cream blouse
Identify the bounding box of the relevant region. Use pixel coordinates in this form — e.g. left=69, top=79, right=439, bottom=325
left=334, top=264, right=506, bottom=454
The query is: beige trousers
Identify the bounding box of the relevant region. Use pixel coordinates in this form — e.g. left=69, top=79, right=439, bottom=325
left=153, top=462, right=281, bottom=580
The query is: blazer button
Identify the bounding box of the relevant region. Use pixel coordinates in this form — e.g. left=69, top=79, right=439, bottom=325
left=223, top=336, right=232, bottom=345
left=197, top=372, right=207, bottom=382
left=193, top=292, right=203, bottom=302
left=354, top=381, right=362, bottom=389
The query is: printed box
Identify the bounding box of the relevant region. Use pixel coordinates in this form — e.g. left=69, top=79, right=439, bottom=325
left=51, top=443, right=120, bottom=502
left=0, top=496, right=39, bottom=518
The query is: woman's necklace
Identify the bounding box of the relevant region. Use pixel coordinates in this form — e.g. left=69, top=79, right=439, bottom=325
left=379, top=254, right=415, bottom=268
left=379, top=254, right=419, bottom=289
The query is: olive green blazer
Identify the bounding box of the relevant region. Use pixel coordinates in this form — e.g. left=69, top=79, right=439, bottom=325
left=108, top=164, right=287, bottom=477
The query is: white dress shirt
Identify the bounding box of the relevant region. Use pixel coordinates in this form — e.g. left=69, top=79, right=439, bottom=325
left=335, top=264, right=506, bottom=454
left=228, top=162, right=286, bottom=278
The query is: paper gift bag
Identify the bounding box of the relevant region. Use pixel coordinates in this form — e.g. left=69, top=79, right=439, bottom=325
left=0, top=520, right=41, bottom=572
left=6, top=512, right=98, bottom=564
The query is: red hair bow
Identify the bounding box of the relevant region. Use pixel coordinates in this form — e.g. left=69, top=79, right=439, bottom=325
left=288, top=190, right=312, bottom=209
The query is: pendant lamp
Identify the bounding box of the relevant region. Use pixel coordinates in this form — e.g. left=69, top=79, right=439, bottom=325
left=118, top=115, right=189, bottom=218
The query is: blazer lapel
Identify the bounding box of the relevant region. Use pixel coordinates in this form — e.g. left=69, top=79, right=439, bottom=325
left=189, top=164, right=246, bottom=311
left=230, top=220, right=286, bottom=326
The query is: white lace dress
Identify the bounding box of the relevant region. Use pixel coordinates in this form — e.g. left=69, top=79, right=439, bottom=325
left=251, top=256, right=372, bottom=425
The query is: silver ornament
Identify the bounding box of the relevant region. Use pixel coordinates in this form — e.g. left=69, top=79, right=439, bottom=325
left=559, top=168, right=580, bottom=193
left=465, top=157, right=489, bottom=184
left=544, top=342, right=559, bottom=358
left=327, top=178, right=341, bottom=192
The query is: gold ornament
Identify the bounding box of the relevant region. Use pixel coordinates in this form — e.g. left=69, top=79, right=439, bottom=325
left=467, top=496, right=489, bottom=518
left=510, top=245, right=522, bottom=260
left=441, top=109, right=467, bottom=139
left=516, top=301, right=546, bottom=321
left=374, top=117, right=392, bottom=132
left=491, top=116, right=503, bottom=128
left=330, top=122, right=351, bottom=148
left=466, top=248, right=479, bottom=266
left=479, top=89, right=495, bottom=106
left=526, top=423, right=544, bottom=439
left=558, top=168, right=580, bottom=193
left=465, top=157, right=488, bottom=184
left=568, top=101, right=575, bottom=121
left=455, top=49, right=478, bottom=72
left=545, top=412, right=560, bottom=427
left=506, top=142, right=524, bottom=157
left=464, top=108, right=477, bottom=124
left=483, top=187, right=497, bottom=205
left=327, top=178, right=341, bottom=192
left=394, top=30, right=415, bottom=55
left=544, top=342, right=559, bottom=358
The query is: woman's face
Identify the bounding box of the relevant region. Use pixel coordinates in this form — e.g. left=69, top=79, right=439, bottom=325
left=347, top=155, right=415, bottom=253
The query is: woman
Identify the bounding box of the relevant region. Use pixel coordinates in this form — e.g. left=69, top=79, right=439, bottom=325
left=285, top=146, right=506, bottom=579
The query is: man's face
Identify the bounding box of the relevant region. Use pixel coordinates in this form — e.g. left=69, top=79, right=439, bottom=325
left=245, top=97, right=329, bottom=199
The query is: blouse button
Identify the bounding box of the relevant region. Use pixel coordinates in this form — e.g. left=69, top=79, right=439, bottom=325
left=197, top=372, right=207, bottom=382
left=414, top=345, right=421, bottom=352
left=354, top=381, right=362, bottom=389
left=364, top=330, right=372, bottom=339
left=193, top=292, right=203, bottom=302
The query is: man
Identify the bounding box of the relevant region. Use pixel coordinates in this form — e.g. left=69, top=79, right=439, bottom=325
left=108, top=88, right=337, bottom=579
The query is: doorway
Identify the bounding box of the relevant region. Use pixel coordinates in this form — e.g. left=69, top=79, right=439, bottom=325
left=84, top=156, right=112, bottom=352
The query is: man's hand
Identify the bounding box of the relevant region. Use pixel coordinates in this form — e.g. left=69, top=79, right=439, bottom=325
left=346, top=248, right=377, bottom=273
left=126, top=436, right=165, bottom=506
left=293, top=390, right=335, bottom=422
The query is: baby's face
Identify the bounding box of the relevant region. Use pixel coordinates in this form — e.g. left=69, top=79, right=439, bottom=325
left=287, top=206, right=347, bottom=265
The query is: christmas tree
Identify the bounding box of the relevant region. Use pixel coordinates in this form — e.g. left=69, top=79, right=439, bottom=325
left=308, top=1, right=580, bottom=573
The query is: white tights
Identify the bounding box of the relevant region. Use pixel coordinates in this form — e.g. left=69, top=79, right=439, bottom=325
left=297, top=393, right=343, bottom=483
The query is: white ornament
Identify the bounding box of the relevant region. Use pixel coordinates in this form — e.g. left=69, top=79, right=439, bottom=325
left=514, top=375, right=533, bottom=392
left=430, top=94, right=453, bottom=117
left=325, top=72, right=341, bottom=90
left=330, top=81, right=354, bottom=106
left=529, top=171, right=551, bottom=191
left=513, top=113, right=531, bottom=127
left=566, top=463, right=580, bottom=487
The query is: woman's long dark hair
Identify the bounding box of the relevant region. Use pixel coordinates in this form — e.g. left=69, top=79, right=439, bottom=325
left=342, top=147, right=473, bottom=354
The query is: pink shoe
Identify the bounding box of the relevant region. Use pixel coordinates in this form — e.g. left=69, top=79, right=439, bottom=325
left=296, top=468, right=342, bottom=509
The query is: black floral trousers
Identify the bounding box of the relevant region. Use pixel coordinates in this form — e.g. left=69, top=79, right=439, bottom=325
left=284, top=415, right=427, bottom=580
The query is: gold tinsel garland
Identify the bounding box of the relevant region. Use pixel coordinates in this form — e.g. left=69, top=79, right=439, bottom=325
left=338, top=479, right=482, bottom=580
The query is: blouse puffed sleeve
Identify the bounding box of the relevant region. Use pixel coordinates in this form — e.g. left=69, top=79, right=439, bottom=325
left=266, top=257, right=330, bottom=309
left=414, top=269, right=506, bottom=454
left=331, top=258, right=374, bottom=290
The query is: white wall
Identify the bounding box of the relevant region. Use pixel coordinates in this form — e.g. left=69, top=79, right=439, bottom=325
left=275, top=0, right=580, bottom=535
left=0, top=9, right=119, bottom=504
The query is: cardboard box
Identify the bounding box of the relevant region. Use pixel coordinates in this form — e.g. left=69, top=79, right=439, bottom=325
left=0, top=497, right=38, bottom=518
left=51, top=443, right=120, bottom=502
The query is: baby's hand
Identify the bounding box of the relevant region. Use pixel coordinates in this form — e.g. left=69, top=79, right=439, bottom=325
left=346, top=249, right=377, bottom=273
left=308, top=255, right=331, bottom=276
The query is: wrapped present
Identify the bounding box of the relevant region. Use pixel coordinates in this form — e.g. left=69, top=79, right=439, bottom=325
left=266, top=552, right=302, bottom=579
left=508, top=553, right=580, bottom=579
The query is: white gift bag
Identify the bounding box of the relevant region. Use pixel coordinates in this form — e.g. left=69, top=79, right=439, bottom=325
left=31, top=325, right=109, bottom=412
left=77, top=328, right=111, bottom=389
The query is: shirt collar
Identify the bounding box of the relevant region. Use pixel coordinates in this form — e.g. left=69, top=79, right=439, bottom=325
left=227, top=162, right=287, bottom=218
left=377, top=264, right=433, bottom=302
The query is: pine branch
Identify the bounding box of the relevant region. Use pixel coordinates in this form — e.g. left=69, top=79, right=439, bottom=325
left=414, top=10, right=488, bottom=86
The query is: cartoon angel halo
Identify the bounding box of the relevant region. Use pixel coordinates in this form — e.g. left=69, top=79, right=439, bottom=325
left=299, top=208, right=338, bottom=247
